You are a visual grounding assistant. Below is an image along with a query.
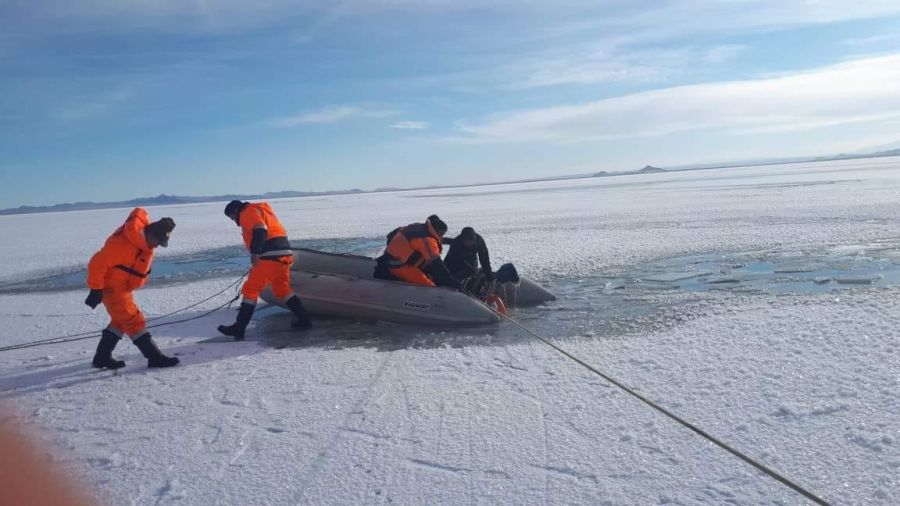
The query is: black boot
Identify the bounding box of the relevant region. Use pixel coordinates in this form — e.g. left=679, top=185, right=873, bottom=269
left=286, top=296, right=312, bottom=330
left=92, top=329, right=126, bottom=370
left=217, top=302, right=255, bottom=341
left=133, top=333, right=180, bottom=368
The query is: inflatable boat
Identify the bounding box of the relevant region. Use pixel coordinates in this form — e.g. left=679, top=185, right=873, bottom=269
left=292, top=249, right=556, bottom=306
left=260, top=249, right=556, bottom=326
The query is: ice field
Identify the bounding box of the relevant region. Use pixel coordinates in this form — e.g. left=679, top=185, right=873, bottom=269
left=1, top=158, right=899, bottom=505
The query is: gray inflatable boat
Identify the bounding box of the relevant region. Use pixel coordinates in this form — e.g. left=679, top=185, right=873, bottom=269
left=260, top=248, right=555, bottom=326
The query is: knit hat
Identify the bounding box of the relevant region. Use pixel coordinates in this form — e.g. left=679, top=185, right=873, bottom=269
left=146, top=218, right=175, bottom=247
left=224, top=200, right=244, bottom=219
left=427, top=214, right=448, bottom=236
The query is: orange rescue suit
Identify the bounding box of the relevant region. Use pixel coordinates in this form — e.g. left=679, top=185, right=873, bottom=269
left=236, top=202, right=295, bottom=302
left=384, top=222, right=444, bottom=287
left=86, top=208, right=154, bottom=335
left=238, top=203, right=290, bottom=256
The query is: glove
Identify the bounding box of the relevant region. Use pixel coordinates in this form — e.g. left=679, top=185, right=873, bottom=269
left=84, top=289, right=103, bottom=309
left=484, top=271, right=495, bottom=281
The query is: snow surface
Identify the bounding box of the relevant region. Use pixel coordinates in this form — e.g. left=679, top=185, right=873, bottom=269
left=1, top=158, right=899, bottom=505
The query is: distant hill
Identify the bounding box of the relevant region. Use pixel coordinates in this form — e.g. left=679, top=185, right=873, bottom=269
left=851, top=140, right=900, bottom=155
left=816, top=148, right=900, bottom=161
left=3, top=148, right=898, bottom=216
left=593, top=165, right=665, bottom=178
left=0, top=190, right=364, bottom=216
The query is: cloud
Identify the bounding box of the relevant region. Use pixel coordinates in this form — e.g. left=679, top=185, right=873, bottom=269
left=54, top=88, right=134, bottom=123
left=504, top=47, right=675, bottom=90
left=16, top=1, right=900, bottom=41
left=13, top=1, right=323, bottom=34
left=269, top=105, right=398, bottom=127
left=592, top=1, right=900, bottom=37
left=843, top=33, right=900, bottom=46
left=504, top=44, right=749, bottom=90
left=488, top=1, right=899, bottom=89
left=497, top=1, right=900, bottom=89
left=454, top=54, right=900, bottom=143
left=377, top=1, right=900, bottom=93
left=702, top=45, right=746, bottom=64
left=390, top=121, right=428, bottom=130
left=5, top=1, right=597, bottom=37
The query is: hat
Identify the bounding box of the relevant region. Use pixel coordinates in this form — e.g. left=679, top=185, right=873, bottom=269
left=146, top=217, right=175, bottom=247
left=427, top=214, right=448, bottom=236
left=224, top=200, right=243, bottom=219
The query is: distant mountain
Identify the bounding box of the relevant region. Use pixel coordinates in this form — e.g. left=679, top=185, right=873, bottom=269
left=805, top=148, right=900, bottom=163
left=0, top=190, right=365, bottom=216
left=662, top=147, right=900, bottom=173
left=592, top=165, right=665, bottom=178
left=851, top=140, right=900, bottom=155
left=4, top=148, right=898, bottom=216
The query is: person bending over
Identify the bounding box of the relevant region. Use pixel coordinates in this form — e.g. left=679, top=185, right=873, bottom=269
left=374, top=215, right=461, bottom=289
left=85, top=208, right=179, bottom=369
left=218, top=200, right=312, bottom=341
left=443, top=226, right=492, bottom=281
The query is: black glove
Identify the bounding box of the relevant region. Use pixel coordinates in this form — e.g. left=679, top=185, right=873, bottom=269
left=84, top=289, right=103, bottom=309
left=249, top=227, right=268, bottom=255
left=483, top=270, right=495, bottom=281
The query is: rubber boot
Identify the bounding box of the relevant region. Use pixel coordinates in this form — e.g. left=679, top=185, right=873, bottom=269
left=133, top=333, right=180, bottom=368
left=217, top=302, right=255, bottom=341
left=92, top=329, right=126, bottom=370
left=286, top=296, right=312, bottom=330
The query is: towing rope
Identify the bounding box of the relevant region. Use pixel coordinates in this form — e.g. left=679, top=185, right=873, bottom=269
left=0, top=272, right=248, bottom=353
left=498, top=312, right=831, bottom=506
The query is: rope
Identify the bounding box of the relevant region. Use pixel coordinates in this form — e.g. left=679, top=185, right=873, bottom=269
left=0, top=272, right=248, bottom=353
left=499, top=312, right=831, bottom=506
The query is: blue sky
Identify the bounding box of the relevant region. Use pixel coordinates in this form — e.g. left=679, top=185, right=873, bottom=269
left=2, top=1, right=900, bottom=208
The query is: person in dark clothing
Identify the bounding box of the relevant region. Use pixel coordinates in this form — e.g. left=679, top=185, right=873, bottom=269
left=442, top=227, right=493, bottom=281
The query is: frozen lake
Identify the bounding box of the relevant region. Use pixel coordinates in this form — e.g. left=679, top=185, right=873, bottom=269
left=1, top=158, right=899, bottom=505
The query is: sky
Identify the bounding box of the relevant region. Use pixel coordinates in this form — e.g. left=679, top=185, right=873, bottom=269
left=1, top=0, right=900, bottom=208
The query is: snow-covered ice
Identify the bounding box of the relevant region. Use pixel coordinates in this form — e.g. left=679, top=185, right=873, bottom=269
left=1, top=158, right=899, bottom=505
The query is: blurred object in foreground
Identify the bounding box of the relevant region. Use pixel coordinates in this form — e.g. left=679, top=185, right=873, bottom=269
left=0, top=412, right=93, bottom=506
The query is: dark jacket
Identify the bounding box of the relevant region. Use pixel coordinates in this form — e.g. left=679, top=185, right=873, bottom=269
left=443, top=233, right=492, bottom=279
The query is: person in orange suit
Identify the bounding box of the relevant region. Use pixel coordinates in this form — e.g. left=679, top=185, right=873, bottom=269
left=217, top=200, right=312, bottom=340
left=85, top=208, right=179, bottom=369
left=373, top=215, right=461, bottom=289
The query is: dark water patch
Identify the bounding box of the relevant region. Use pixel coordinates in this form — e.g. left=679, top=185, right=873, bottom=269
left=601, top=246, right=900, bottom=297
left=244, top=242, right=900, bottom=352
left=0, top=237, right=384, bottom=295
left=248, top=275, right=662, bottom=352
left=9, top=238, right=900, bottom=355
left=0, top=246, right=249, bottom=295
